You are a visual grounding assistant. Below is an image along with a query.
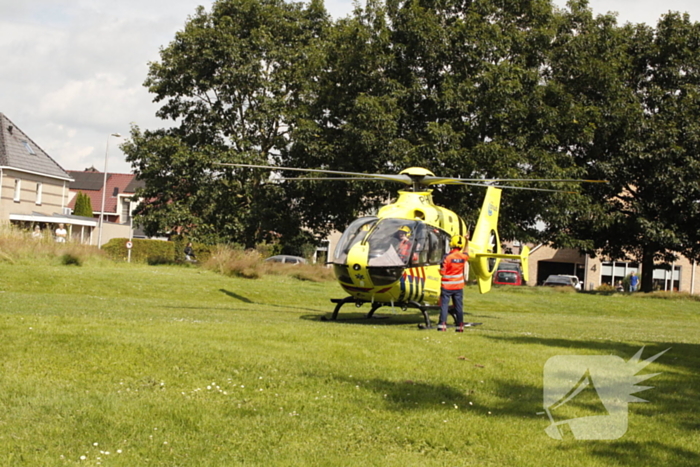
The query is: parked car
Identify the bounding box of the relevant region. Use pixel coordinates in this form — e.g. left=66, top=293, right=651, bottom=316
left=543, top=274, right=581, bottom=290
left=493, top=269, right=523, bottom=286
left=264, top=255, right=307, bottom=265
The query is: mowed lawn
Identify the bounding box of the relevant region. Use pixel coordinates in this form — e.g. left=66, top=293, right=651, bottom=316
left=0, top=262, right=698, bottom=466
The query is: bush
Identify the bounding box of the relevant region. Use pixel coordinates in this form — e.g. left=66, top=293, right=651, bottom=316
left=103, top=238, right=175, bottom=264
left=73, top=191, right=93, bottom=217
left=255, top=241, right=281, bottom=258
left=168, top=235, right=216, bottom=263
left=60, top=253, right=82, bottom=266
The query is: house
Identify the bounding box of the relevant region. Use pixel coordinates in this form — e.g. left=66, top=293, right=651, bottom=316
left=67, top=169, right=145, bottom=245
left=0, top=112, right=97, bottom=241
left=526, top=244, right=699, bottom=293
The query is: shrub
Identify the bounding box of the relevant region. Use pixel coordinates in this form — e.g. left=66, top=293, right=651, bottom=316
left=103, top=238, right=175, bottom=264
left=60, top=253, right=82, bottom=266
left=169, top=235, right=216, bottom=263
left=595, top=283, right=617, bottom=293
left=255, top=241, right=281, bottom=258
left=73, top=191, right=93, bottom=217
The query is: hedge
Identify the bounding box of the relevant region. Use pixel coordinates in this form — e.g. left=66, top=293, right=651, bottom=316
left=103, top=238, right=215, bottom=264
left=103, top=238, right=175, bottom=264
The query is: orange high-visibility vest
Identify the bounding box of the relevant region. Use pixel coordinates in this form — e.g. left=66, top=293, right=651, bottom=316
left=440, top=248, right=469, bottom=290
left=397, top=238, right=412, bottom=260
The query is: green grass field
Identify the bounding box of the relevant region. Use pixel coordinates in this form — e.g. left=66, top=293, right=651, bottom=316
left=0, top=262, right=698, bottom=466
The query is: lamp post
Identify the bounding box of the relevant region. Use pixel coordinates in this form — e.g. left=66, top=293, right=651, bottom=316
left=97, top=133, right=122, bottom=248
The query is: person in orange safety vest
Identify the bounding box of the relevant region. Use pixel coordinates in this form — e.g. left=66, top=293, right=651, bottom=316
left=395, top=225, right=414, bottom=262
left=438, top=235, right=469, bottom=332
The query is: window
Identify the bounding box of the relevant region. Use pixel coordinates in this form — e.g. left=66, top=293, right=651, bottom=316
left=427, top=228, right=450, bottom=265
left=600, top=261, right=638, bottom=286
left=22, top=140, right=36, bottom=155
left=121, top=199, right=131, bottom=223
left=333, top=216, right=378, bottom=264
left=13, top=179, right=21, bottom=202
left=653, top=264, right=681, bottom=291
left=36, top=183, right=42, bottom=205
left=602, top=261, right=681, bottom=291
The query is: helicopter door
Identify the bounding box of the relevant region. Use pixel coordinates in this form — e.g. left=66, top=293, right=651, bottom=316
left=426, top=228, right=451, bottom=265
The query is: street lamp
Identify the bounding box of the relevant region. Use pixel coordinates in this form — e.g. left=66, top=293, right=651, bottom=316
left=97, top=133, right=122, bottom=248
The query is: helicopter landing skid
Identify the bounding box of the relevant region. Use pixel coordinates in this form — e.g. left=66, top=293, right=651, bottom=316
left=325, top=297, right=434, bottom=328
left=417, top=322, right=483, bottom=330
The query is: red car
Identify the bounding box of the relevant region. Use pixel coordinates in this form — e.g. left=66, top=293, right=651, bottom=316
left=493, top=267, right=523, bottom=286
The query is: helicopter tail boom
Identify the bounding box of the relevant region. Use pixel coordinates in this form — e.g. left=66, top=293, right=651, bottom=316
left=467, top=187, right=529, bottom=293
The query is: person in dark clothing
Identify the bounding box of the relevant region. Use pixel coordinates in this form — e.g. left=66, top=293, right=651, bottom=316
left=184, top=242, right=196, bottom=262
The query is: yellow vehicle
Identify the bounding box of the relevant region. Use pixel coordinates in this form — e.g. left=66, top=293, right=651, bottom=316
left=221, top=164, right=597, bottom=328
left=328, top=168, right=528, bottom=328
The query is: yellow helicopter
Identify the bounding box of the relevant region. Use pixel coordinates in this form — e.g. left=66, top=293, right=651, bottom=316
left=220, top=163, right=598, bottom=328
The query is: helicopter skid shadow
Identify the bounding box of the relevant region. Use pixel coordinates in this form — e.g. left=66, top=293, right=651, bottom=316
left=301, top=313, right=425, bottom=326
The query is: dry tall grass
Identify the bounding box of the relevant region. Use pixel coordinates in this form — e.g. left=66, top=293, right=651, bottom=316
left=263, top=261, right=335, bottom=282
left=203, top=245, right=335, bottom=282
left=203, top=245, right=266, bottom=279
left=1, top=225, right=336, bottom=281
left=0, top=225, right=108, bottom=266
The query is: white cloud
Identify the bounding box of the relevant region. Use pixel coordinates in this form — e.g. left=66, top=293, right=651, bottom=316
left=0, top=0, right=209, bottom=173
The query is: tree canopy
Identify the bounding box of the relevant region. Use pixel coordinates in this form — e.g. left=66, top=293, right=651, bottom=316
left=125, top=0, right=700, bottom=291
left=123, top=0, right=330, bottom=247
left=546, top=4, right=700, bottom=291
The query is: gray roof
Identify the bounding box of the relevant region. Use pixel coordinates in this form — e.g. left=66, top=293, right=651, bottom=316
left=0, top=113, right=72, bottom=181
left=124, top=176, right=145, bottom=193
left=70, top=171, right=111, bottom=190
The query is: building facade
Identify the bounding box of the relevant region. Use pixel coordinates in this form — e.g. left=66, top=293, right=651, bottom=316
left=0, top=112, right=97, bottom=241
left=527, top=244, right=700, bottom=293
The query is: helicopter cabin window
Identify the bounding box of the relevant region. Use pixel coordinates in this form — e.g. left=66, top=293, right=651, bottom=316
left=365, top=219, right=422, bottom=267
left=333, top=217, right=378, bottom=264
left=427, top=228, right=450, bottom=264
left=411, top=223, right=429, bottom=265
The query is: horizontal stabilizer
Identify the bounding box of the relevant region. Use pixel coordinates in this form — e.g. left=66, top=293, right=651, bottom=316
left=473, top=244, right=530, bottom=291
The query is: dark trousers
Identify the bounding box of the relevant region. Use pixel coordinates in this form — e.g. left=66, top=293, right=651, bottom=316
left=439, top=288, right=464, bottom=325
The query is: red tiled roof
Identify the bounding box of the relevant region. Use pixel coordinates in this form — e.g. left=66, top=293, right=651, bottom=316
left=68, top=171, right=138, bottom=214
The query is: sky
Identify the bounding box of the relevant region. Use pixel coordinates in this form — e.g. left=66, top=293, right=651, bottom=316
left=1, top=0, right=698, bottom=174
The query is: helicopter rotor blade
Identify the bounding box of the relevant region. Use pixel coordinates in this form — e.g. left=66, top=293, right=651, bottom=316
left=424, top=176, right=607, bottom=185
left=266, top=177, right=385, bottom=182
left=216, top=163, right=605, bottom=189
left=454, top=181, right=577, bottom=193
left=216, top=163, right=413, bottom=184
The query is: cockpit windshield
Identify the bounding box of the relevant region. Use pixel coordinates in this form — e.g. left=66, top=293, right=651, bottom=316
left=334, top=217, right=447, bottom=268
left=333, top=217, right=378, bottom=264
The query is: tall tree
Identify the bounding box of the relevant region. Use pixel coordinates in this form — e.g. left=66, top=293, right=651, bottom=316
left=73, top=192, right=94, bottom=217
left=284, top=0, right=584, bottom=242
left=548, top=2, right=700, bottom=291
left=282, top=0, right=402, bottom=237
left=122, top=0, right=329, bottom=246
